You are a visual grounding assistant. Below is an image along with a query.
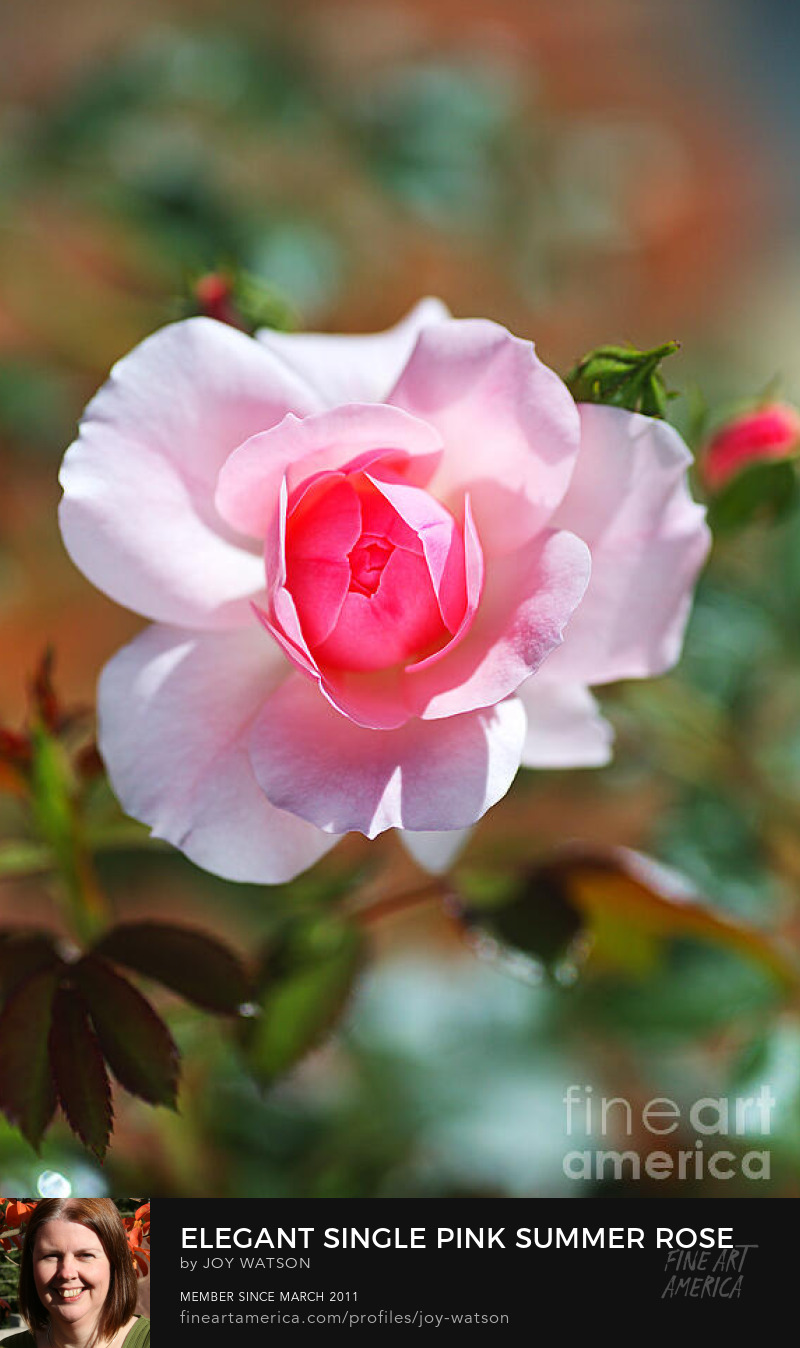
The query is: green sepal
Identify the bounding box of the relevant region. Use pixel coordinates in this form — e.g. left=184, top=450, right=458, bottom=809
left=564, top=341, right=679, bottom=417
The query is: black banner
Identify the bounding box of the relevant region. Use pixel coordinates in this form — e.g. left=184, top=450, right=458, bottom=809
left=152, top=1198, right=793, bottom=1337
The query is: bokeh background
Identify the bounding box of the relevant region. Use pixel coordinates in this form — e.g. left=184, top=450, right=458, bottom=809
left=2, top=0, right=800, bottom=1198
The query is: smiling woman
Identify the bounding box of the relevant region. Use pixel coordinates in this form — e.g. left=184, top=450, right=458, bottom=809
left=6, top=1200, right=149, bottom=1348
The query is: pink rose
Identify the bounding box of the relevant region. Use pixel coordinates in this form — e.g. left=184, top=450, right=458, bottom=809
left=58, top=300, right=709, bottom=882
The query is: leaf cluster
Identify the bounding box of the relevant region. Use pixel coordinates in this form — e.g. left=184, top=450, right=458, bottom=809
left=0, top=925, right=248, bottom=1158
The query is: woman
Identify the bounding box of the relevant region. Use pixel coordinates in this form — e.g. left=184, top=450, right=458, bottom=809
left=4, top=1198, right=149, bottom=1348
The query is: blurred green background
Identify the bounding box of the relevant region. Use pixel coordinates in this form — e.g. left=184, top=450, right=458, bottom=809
left=1, top=0, right=800, bottom=1199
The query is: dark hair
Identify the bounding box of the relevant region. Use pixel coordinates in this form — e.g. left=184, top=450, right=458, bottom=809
left=18, top=1198, right=138, bottom=1341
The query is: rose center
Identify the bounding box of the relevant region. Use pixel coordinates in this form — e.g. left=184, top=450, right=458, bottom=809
left=278, top=467, right=473, bottom=674
left=347, top=535, right=393, bottom=597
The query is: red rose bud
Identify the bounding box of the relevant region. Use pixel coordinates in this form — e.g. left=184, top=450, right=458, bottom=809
left=702, top=402, right=800, bottom=490
left=192, top=272, right=244, bottom=329
left=188, top=271, right=295, bottom=335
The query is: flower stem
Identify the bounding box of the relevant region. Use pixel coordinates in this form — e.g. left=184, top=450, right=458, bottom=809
left=29, top=723, right=111, bottom=944
left=348, top=877, right=450, bottom=926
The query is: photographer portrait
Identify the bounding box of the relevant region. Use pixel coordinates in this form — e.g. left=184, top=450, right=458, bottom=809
left=3, top=1199, right=149, bottom=1348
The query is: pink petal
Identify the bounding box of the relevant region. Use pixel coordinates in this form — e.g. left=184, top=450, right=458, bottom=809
left=318, top=663, right=409, bottom=731
left=407, top=528, right=591, bottom=719
left=315, top=545, right=445, bottom=670
left=388, top=319, right=581, bottom=552
left=284, top=475, right=361, bottom=647
left=397, top=827, right=473, bottom=874
left=366, top=471, right=468, bottom=632
left=255, top=597, right=319, bottom=679
left=256, top=476, right=327, bottom=678
left=303, top=472, right=460, bottom=671
left=287, top=473, right=363, bottom=558
left=518, top=679, right=614, bottom=767
left=312, top=522, right=587, bottom=730
left=98, top=624, right=337, bottom=883
left=255, top=297, right=451, bottom=405
left=215, top=402, right=443, bottom=539
left=311, top=496, right=483, bottom=731
left=249, top=675, right=526, bottom=837
left=547, top=404, right=711, bottom=684
left=60, top=318, right=319, bottom=628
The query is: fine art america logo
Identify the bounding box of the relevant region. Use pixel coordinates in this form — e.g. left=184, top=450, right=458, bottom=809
left=562, top=1084, right=774, bottom=1182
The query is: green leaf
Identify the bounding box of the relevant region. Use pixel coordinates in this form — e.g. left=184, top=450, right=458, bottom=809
left=564, top=341, right=679, bottom=417
left=586, top=909, right=662, bottom=976
left=0, top=842, right=55, bottom=879
left=49, top=987, right=112, bottom=1160
left=0, top=967, right=59, bottom=1149
left=459, top=848, right=799, bottom=988
left=558, top=848, right=799, bottom=987
left=457, top=866, right=583, bottom=968
left=234, top=269, right=296, bottom=333
left=707, top=457, right=799, bottom=535
left=75, top=956, right=179, bottom=1108
left=240, top=915, right=364, bottom=1085
left=575, top=946, right=779, bottom=1037
left=94, top=922, right=250, bottom=1014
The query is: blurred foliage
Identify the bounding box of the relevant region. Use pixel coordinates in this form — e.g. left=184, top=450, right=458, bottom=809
left=239, top=910, right=365, bottom=1086
left=706, top=457, right=800, bottom=533
left=0, top=6, right=799, bottom=1200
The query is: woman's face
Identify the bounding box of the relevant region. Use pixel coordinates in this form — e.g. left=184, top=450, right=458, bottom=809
left=32, top=1220, right=111, bottom=1336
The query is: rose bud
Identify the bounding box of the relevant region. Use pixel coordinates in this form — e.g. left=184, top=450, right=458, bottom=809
left=702, top=401, right=800, bottom=491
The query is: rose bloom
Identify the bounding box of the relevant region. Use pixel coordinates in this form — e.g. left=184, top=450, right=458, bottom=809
left=59, top=300, right=709, bottom=881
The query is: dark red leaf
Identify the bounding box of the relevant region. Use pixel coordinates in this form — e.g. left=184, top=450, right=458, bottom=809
left=74, top=956, right=179, bottom=1109
left=0, top=932, right=60, bottom=1000
left=0, top=729, right=31, bottom=769
left=74, top=743, right=104, bottom=782
left=0, top=967, right=59, bottom=1149
left=94, top=922, right=250, bottom=1013
left=49, top=986, right=113, bottom=1160
left=29, top=647, right=60, bottom=733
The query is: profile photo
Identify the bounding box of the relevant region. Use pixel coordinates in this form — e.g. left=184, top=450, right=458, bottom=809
left=0, top=1198, right=150, bottom=1347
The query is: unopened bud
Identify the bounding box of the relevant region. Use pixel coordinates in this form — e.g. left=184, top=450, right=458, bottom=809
left=192, top=272, right=243, bottom=329
left=564, top=341, right=679, bottom=418
left=185, top=268, right=295, bottom=335
left=702, top=402, right=800, bottom=490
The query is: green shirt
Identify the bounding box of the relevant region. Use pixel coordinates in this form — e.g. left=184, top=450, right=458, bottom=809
left=2, top=1316, right=150, bottom=1347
